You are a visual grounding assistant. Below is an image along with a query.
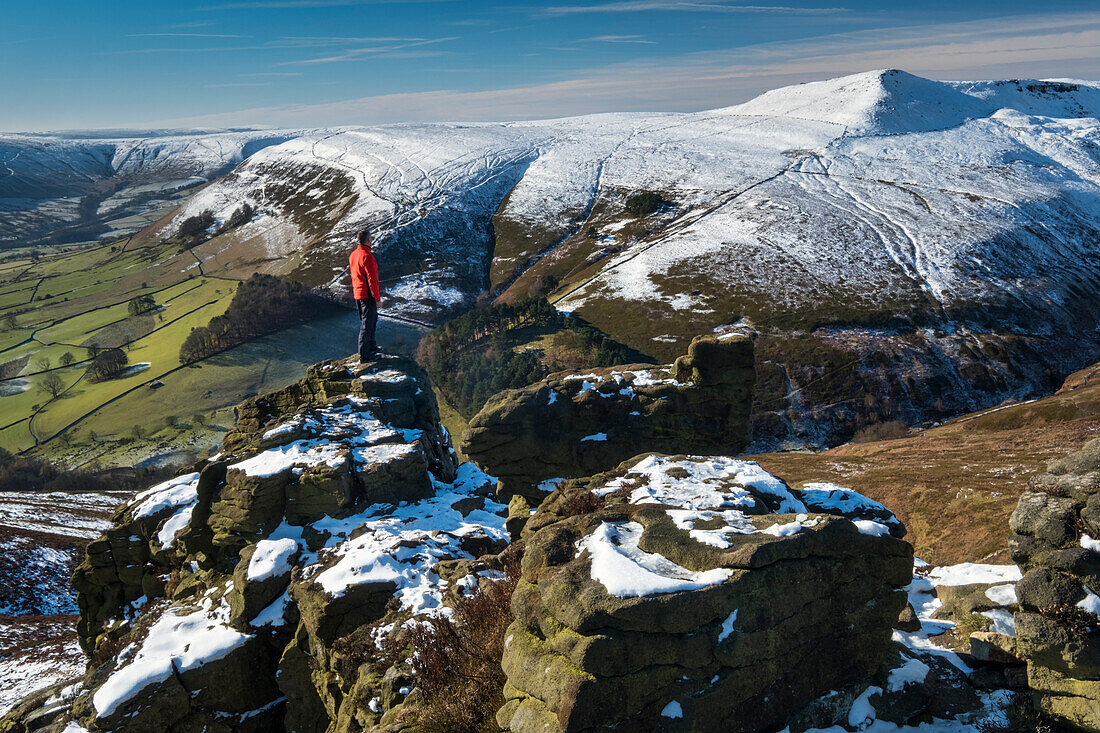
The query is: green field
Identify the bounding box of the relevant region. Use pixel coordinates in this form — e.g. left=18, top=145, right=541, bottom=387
left=0, top=238, right=232, bottom=453
left=0, top=239, right=425, bottom=466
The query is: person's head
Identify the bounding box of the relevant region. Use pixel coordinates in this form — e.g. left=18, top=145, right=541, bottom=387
left=356, top=229, right=372, bottom=248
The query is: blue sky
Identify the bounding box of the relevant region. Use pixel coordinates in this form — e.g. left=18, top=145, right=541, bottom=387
left=3, top=0, right=1100, bottom=131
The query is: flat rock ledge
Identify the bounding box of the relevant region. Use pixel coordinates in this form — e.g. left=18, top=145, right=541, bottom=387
left=461, top=334, right=755, bottom=497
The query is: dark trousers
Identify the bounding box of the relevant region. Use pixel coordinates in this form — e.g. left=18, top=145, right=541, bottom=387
left=356, top=297, right=378, bottom=359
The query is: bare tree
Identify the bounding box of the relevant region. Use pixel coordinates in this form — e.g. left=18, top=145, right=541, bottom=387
left=39, top=372, right=65, bottom=398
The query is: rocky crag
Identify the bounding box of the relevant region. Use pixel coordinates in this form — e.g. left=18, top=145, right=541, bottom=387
left=462, top=334, right=755, bottom=496
left=2, top=356, right=511, bottom=733
left=0, top=353, right=1042, bottom=733
left=498, top=453, right=913, bottom=732
left=1010, top=437, right=1100, bottom=730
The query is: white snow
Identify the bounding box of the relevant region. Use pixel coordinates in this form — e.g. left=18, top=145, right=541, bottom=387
left=304, top=478, right=508, bottom=614
left=761, top=519, right=809, bottom=537
left=8, top=72, right=1100, bottom=332
left=718, top=609, right=738, bottom=642
left=799, top=483, right=900, bottom=531
left=926, top=563, right=1022, bottom=586
left=614, top=368, right=684, bottom=388
left=1080, top=534, right=1100, bottom=553
left=0, top=620, right=85, bottom=715
left=886, top=658, right=929, bottom=692
left=984, top=584, right=1018, bottom=606
left=1077, top=586, right=1100, bottom=617
left=251, top=592, right=293, bottom=628
left=0, top=489, right=123, bottom=540
left=247, top=538, right=299, bottom=582
left=594, top=454, right=806, bottom=514
left=358, top=369, right=409, bottom=383
left=848, top=685, right=882, bottom=728
left=660, top=700, right=683, bottom=719
left=130, top=473, right=200, bottom=519
left=781, top=559, right=1025, bottom=732
left=92, top=592, right=251, bottom=718
left=156, top=506, right=194, bottom=549
left=853, top=520, right=892, bottom=537
left=980, top=609, right=1017, bottom=636
left=230, top=440, right=347, bottom=478
left=576, top=521, right=732, bottom=598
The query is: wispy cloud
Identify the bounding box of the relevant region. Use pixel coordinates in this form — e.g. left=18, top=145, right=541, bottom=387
left=102, top=45, right=265, bottom=55
left=240, top=71, right=304, bottom=76
left=578, top=34, right=656, bottom=44
left=538, top=1, right=848, bottom=16
left=145, top=11, right=1100, bottom=129
left=206, top=82, right=274, bottom=87
left=278, top=36, right=458, bottom=65
left=270, top=36, right=427, bottom=48
left=165, top=21, right=215, bottom=29
left=127, top=32, right=248, bottom=38
left=204, top=0, right=453, bottom=9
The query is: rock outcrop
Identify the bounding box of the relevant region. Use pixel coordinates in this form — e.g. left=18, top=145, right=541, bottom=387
left=497, top=453, right=914, bottom=732
left=461, top=334, right=755, bottom=496
left=9, top=356, right=512, bottom=733
left=1009, top=436, right=1100, bottom=731
left=7, top=349, right=1028, bottom=733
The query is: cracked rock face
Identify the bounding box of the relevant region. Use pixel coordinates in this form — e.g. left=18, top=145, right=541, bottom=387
left=1010, top=436, right=1100, bottom=731
left=461, top=334, right=755, bottom=496
left=24, top=356, right=511, bottom=733
left=497, top=453, right=913, bottom=733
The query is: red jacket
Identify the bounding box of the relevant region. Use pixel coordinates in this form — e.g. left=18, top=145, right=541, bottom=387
left=349, top=244, right=380, bottom=301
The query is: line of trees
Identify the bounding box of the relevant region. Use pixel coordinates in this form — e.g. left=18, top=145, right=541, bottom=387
left=179, top=273, right=338, bottom=363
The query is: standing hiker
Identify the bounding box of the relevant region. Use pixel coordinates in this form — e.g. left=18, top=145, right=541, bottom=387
left=349, top=229, right=381, bottom=361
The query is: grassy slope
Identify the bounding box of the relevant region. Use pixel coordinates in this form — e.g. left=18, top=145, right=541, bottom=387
left=748, top=361, right=1100, bottom=566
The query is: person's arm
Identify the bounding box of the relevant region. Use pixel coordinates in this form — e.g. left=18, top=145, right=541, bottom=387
left=367, top=254, right=380, bottom=302
left=349, top=251, right=362, bottom=294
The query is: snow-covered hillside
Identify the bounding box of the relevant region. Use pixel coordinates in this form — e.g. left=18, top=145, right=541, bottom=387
left=6, top=70, right=1100, bottom=443
left=0, top=130, right=291, bottom=245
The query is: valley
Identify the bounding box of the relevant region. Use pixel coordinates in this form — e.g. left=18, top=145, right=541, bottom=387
left=0, top=68, right=1099, bottom=732
left=0, top=240, right=424, bottom=468
left=6, top=71, right=1099, bottom=451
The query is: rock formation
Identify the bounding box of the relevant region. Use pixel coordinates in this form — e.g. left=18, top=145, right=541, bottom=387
left=1009, top=436, right=1100, bottom=730
left=461, top=334, right=755, bottom=496
left=497, top=453, right=914, bottom=732
left=5, top=351, right=1026, bottom=733
left=6, top=356, right=512, bottom=733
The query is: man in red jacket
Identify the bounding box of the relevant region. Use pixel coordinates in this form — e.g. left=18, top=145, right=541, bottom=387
left=349, top=229, right=381, bottom=361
